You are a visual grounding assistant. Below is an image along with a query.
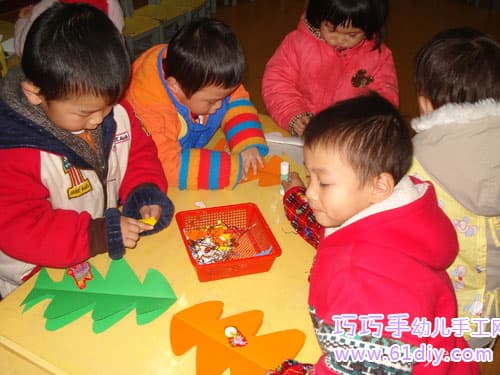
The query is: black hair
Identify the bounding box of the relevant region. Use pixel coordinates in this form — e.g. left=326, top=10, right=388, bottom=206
left=163, top=17, right=245, bottom=98
left=306, top=0, right=388, bottom=49
left=21, top=2, right=130, bottom=103
left=414, top=27, right=500, bottom=109
left=303, top=92, right=412, bottom=185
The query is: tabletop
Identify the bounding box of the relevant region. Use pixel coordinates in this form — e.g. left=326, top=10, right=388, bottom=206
left=0, top=115, right=321, bottom=374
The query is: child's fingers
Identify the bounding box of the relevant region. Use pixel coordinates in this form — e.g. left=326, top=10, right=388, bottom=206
left=257, top=155, right=264, bottom=169
left=149, top=205, right=162, bottom=219
left=289, top=171, right=304, bottom=186
left=251, top=160, right=258, bottom=176
left=281, top=172, right=305, bottom=192
left=123, top=237, right=138, bottom=249
left=138, top=221, right=154, bottom=232
left=281, top=180, right=291, bottom=192
left=125, top=217, right=154, bottom=232
left=122, top=225, right=140, bottom=248
left=120, top=218, right=153, bottom=249
left=139, top=205, right=162, bottom=227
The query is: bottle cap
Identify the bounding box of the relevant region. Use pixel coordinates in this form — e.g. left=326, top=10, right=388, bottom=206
left=280, top=161, right=289, bottom=175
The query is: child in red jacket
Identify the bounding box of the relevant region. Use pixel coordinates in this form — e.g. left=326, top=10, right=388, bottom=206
left=276, top=93, right=479, bottom=374
left=0, top=3, right=173, bottom=297
left=262, top=0, right=398, bottom=136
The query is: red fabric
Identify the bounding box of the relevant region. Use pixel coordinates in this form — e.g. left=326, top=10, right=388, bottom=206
left=283, top=186, right=322, bottom=248
left=0, top=100, right=166, bottom=268
left=217, top=151, right=231, bottom=188
left=309, top=180, right=479, bottom=374
left=222, top=112, right=259, bottom=131
left=116, top=99, right=167, bottom=201
left=0, top=147, right=92, bottom=267
left=61, top=0, right=108, bottom=14
left=197, top=149, right=211, bottom=189
left=226, top=127, right=266, bottom=149
left=262, top=15, right=399, bottom=130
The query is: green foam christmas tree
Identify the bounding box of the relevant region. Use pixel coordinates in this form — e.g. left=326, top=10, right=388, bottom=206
left=22, top=259, right=177, bottom=333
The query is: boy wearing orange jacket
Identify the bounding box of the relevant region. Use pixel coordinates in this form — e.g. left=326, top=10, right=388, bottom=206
left=126, top=18, right=268, bottom=190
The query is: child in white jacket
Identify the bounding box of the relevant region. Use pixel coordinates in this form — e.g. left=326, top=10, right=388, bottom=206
left=409, top=27, right=500, bottom=348
left=13, top=0, right=124, bottom=56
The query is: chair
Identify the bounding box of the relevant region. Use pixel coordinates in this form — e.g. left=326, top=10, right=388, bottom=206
left=123, top=15, right=162, bottom=60
left=224, top=0, right=254, bottom=6
left=149, top=1, right=212, bottom=20
left=464, top=0, right=499, bottom=10
left=0, top=20, right=14, bottom=40
left=0, top=20, right=16, bottom=77
left=120, top=1, right=162, bottom=60
left=172, top=0, right=213, bottom=17
left=210, top=0, right=217, bottom=13
left=181, top=0, right=211, bottom=19
left=133, top=1, right=191, bottom=42
left=0, top=44, right=8, bottom=78
left=135, top=1, right=212, bottom=42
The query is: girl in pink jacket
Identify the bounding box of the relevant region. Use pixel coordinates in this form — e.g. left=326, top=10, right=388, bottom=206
left=262, top=0, right=399, bottom=136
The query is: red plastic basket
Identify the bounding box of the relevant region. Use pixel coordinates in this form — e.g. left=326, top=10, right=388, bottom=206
left=175, top=202, right=282, bottom=282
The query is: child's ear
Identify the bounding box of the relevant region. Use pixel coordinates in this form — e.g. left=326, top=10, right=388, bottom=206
left=417, top=95, right=434, bottom=115
left=165, top=77, right=183, bottom=97
left=370, top=172, right=394, bottom=203
left=20, top=81, right=43, bottom=105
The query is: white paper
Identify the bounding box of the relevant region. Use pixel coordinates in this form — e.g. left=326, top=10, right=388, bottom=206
left=265, top=132, right=304, bottom=166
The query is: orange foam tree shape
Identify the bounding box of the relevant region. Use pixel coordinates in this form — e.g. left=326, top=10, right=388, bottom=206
left=170, top=301, right=306, bottom=374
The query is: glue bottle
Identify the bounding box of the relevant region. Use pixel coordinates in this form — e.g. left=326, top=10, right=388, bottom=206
left=279, top=161, right=289, bottom=196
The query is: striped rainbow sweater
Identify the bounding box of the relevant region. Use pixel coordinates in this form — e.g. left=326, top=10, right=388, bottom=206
left=125, top=44, right=268, bottom=190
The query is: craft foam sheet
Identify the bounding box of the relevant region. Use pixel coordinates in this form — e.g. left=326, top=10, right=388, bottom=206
left=21, top=259, right=177, bottom=333
left=170, top=301, right=306, bottom=374
left=214, top=137, right=285, bottom=187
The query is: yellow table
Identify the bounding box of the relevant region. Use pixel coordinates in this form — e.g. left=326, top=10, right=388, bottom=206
left=0, top=115, right=320, bottom=374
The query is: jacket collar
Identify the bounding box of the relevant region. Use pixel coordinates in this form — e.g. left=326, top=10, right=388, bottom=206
left=411, top=99, right=500, bottom=133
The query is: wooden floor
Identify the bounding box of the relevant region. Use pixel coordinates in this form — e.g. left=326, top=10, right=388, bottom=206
left=213, top=1, right=500, bottom=374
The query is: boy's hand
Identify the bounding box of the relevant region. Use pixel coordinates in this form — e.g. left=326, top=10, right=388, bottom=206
left=139, top=204, right=162, bottom=223
left=119, top=216, right=154, bottom=249
left=240, top=147, right=264, bottom=180
left=266, top=359, right=313, bottom=374
left=291, top=114, right=312, bottom=136
left=281, top=171, right=305, bottom=193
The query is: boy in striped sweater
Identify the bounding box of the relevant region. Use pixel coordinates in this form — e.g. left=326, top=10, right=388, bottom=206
left=125, top=18, right=268, bottom=190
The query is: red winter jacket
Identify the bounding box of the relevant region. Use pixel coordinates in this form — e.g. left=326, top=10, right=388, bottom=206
left=309, top=179, right=479, bottom=374
left=0, top=92, right=169, bottom=295
left=262, top=15, right=399, bottom=131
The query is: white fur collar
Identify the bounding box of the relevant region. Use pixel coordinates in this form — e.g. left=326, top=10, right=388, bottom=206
left=411, top=99, right=500, bottom=133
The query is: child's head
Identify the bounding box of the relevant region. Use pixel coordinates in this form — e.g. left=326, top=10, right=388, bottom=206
left=414, top=27, right=500, bottom=113
left=306, top=0, right=388, bottom=50
left=303, top=92, right=412, bottom=227
left=20, top=3, right=130, bottom=132
left=163, top=17, right=245, bottom=116
left=14, top=0, right=125, bottom=57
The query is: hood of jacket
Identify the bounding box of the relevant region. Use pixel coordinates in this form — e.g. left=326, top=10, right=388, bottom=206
left=411, top=100, right=500, bottom=216
left=321, top=178, right=458, bottom=272
left=0, top=66, right=116, bottom=177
